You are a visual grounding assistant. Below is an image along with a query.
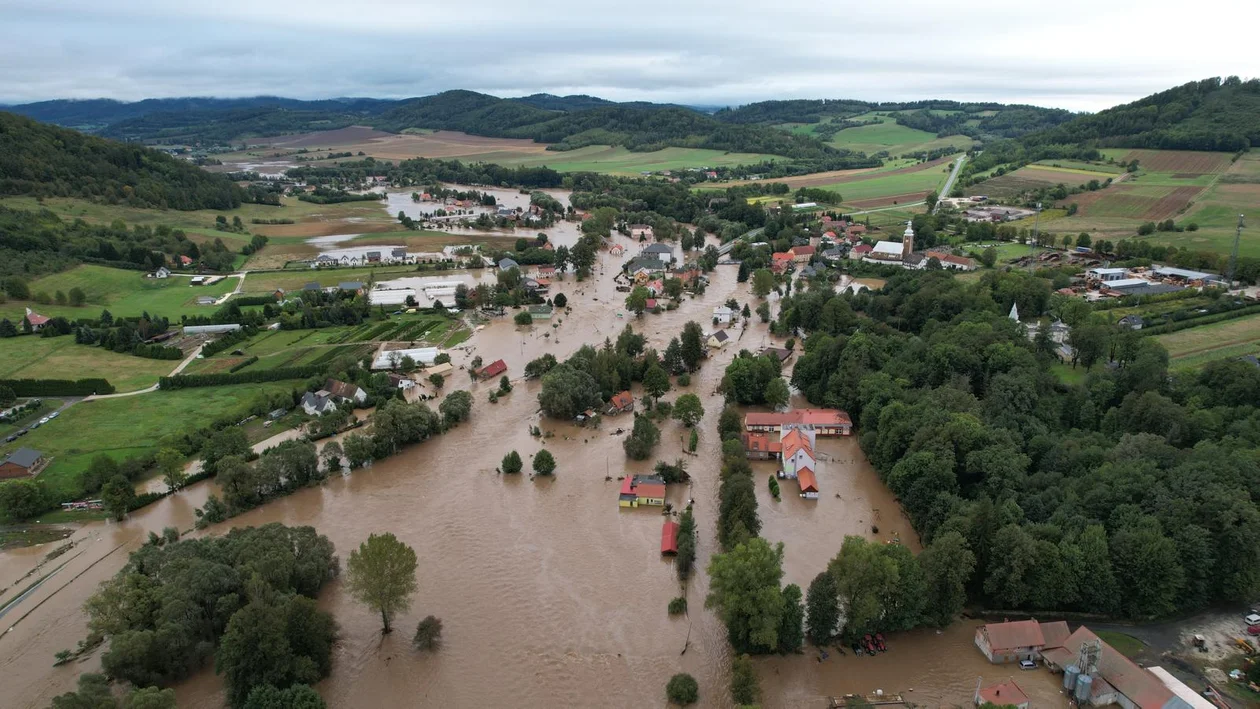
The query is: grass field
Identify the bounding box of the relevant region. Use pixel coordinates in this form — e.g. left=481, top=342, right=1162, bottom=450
left=1095, top=630, right=1145, bottom=659
left=1156, top=314, right=1260, bottom=365
left=0, top=335, right=174, bottom=392
left=1033, top=159, right=1127, bottom=175
left=817, top=162, right=953, bottom=207
left=0, top=383, right=299, bottom=499
left=821, top=114, right=973, bottom=156
left=0, top=265, right=238, bottom=322
left=240, top=264, right=423, bottom=294
left=486, top=145, right=781, bottom=174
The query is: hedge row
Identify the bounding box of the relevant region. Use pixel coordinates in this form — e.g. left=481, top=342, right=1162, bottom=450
left=0, top=378, right=115, bottom=396
left=132, top=344, right=184, bottom=360
left=232, top=295, right=278, bottom=307
left=1141, top=302, right=1260, bottom=336
left=159, top=366, right=323, bottom=390
left=200, top=327, right=257, bottom=357
left=228, top=356, right=259, bottom=373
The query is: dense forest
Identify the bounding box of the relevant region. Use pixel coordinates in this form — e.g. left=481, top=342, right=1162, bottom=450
left=99, top=107, right=373, bottom=144
left=0, top=206, right=233, bottom=277
left=4, top=96, right=395, bottom=131
left=778, top=270, right=1260, bottom=619
left=1022, top=77, right=1260, bottom=152
left=0, top=112, right=249, bottom=209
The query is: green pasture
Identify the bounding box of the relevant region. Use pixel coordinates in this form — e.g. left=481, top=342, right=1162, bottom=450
left=0, top=335, right=174, bottom=392
left=486, top=145, right=780, bottom=174
left=1155, top=313, right=1260, bottom=361
left=825, top=118, right=971, bottom=156
left=0, top=265, right=237, bottom=321
left=817, top=165, right=953, bottom=203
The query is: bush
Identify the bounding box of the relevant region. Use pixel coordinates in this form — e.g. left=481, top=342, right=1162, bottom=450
left=502, top=450, right=523, bottom=474
left=668, top=597, right=687, bottom=615
left=666, top=673, right=699, bottom=705
left=514, top=311, right=533, bottom=326
left=533, top=449, right=556, bottom=476
left=413, top=615, right=442, bottom=651
left=228, top=356, right=259, bottom=373
left=677, top=373, right=691, bottom=387
left=768, top=476, right=780, bottom=499
left=160, top=366, right=322, bottom=389
left=623, top=415, right=661, bottom=460
left=0, top=377, right=114, bottom=396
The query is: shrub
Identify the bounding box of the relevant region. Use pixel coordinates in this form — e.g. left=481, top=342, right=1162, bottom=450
left=413, top=615, right=442, bottom=651
left=502, top=450, right=523, bottom=474
left=533, top=449, right=556, bottom=476
left=666, top=673, right=699, bottom=705
left=668, top=597, right=687, bottom=615
left=677, top=373, right=691, bottom=387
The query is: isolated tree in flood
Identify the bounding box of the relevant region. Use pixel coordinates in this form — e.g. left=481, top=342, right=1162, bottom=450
left=532, top=449, right=556, bottom=476
left=779, top=583, right=805, bottom=653
left=156, top=447, right=186, bottom=492
left=346, top=533, right=418, bottom=634
left=676, top=508, right=697, bottom=582
left=413, top=615, right=443, bottom=651
left=752, top=269, right=775, bottom=298
left=643, top=364, right=671, bottom=402
left=243, top=684, right=326, bottom=709
left=679, top=321, right=705, bottom=371
left=671, top=393, right=705, bottom=427
left=623, top=415, right=661, bottom=460
left=764, top=377, right=790, bottom=410
left=730, top=654, right=760, bottom=705
left=706, top=537, right=785, bottom=654
left=625, top=285, right=649, bottom=316
left=501, top=450, right=523, bottom=474
left=100, top=475, right=135, bottom=521
left=805, top=571, right=839, bottom=644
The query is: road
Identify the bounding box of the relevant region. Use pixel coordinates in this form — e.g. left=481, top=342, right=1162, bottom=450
left=933, top=155, right=967, bottom=213
left=83, top=343, right=206, bottom=400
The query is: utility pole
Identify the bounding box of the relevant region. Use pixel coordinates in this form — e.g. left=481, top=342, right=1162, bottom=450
left=1225, top=214, right=1244, bottom=287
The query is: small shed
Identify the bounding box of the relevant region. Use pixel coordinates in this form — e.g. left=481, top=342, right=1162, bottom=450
left=478, top=359, right=508, bottom=380
left=661, top=520, right=680, bottom=555
left=0, top=447, right=46, bottom=479
left=975, top=679, right=1029, bottom=709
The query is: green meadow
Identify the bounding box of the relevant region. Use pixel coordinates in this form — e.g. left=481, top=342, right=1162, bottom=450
left=0, top=264, right=237, bottom=322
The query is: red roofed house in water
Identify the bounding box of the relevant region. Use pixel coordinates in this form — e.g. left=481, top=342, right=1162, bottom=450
left=975, top=679, right=1030, bottom=709
left=619, top=475, right=667, bottom=508
left=744, top=409, right=852, bottom=436
left=661, top=520, right=679, bottom=554
left=477, top=359, right=508, bottom=380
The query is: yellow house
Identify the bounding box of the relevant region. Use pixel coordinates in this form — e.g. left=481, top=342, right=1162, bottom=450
left=619, top=475, right=667, bottom=507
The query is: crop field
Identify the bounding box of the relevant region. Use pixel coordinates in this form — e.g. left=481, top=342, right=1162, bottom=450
left=0, top=383, right=299, bottom=499
left=1022, top=164, right=1118, bottom=181
left=1118, top=149, right=1233, bottom=174
left=823, top=115, right=973, bottom=156
left=822, top=165, right=951, bottom=205
left=0, top=335, right=175, bottom=393
left=486, top=145, right=781, bottom=173
left=1156, top=313, right=1260, bottom=366
left=1033, top=159, right=1127, bottom=175
left=1070, top=185, right=1203, bottom=220
left=0, top=265, right=238, bottom=322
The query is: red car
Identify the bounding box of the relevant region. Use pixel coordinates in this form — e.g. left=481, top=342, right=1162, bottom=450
left=1247, top=624, right=1260, bottom=636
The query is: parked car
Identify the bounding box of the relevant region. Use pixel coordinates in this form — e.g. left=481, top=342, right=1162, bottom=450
left=38, top=416, right=50, bottom=425
left=48, top=411, right=60, bottom=419
left=30, top=421, right=41, bottom=429
left=1245, top=612, right=1260, bottom=626
left=1019, top=659, right=1038, bottom=670
left=1247, top=625, right=1260, bottom=636
left=3, top=435, right=16, bottom=443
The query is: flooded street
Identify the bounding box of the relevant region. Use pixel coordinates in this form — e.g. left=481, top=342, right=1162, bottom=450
left=0, top=241, right=1068, bottom=708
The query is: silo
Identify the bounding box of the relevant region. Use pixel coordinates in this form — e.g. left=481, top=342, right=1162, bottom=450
left=1063, top=665, right=1080, bottom=691
left=1074, top=673, right=1093, bottom=703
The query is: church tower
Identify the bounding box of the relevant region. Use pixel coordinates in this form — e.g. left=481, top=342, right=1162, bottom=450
left=902, top=220, right=915, bottom=258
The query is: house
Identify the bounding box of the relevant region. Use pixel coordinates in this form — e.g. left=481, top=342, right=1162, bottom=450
left=527, top=304, right=554, bottom=320
left=974, top=620, right=1046, bottom=663
left=535, top=265, right=557, bottom=279
left=301, top=391, right=338, bottom=416
left=646, top=279, right=665, bottom=297
left=706, top=330, right=730, bottom=349
left=661, top=520, right=680, bottom=555
left=799, top=265, right=817, bottom=279
left=498, top=257, right=520, bottom=271
left=789, top=244, right=815, bottom=263
left=849, top=244, right=873, bottom=260
left=741, top=432, right=782, bottom=460
left=178, top=255, right=193, bottom=266
left=1118, top=314, right=1144, bottom=330
left=629, top=224, right=655, bottom=240
left=1088, top=267, right=1128, bottom=282
left=644, top=298, right=659, bottom=312
left=618, top=474, right=667, bottom=507
left=762, top=347, right=792, bottom=364
left=626, top=257, right=668, bottom=280
left=744, top=409, right=853, bottom=436
left=1041, top=626, right=1191, bottom=709
left=771, top=252, right=794, bottom=273
left=975, top=680, right=1030, bottom=709
left=497, top=205, right=517, bottom=218
left=324, top=378, right=367, bottom=405
left=23, top=308, right=49, bottom=332
left=338, top=282, right=365, bottom=295
left=797, top=466, right=819, bottom=499
left=925, top=250, right=977, bottom=271
left=609, top=243, right=626, bottom=256
left=387, top=373, right=416, bottom=390
left=0, top=447, right=46, bottom=479
left=424, top=362, right=455, bottom=378
left=151, top=267, right=171, bottom=279
left=780, top=427, right=816, bottom=478
left=822, top=248, right=845, bottom=263
left=641, top=242, right=674, bottom=265
left=606, top=390, right=635, bottom=415
left=303, top=282, right=322, bottom=292
left=365, top=251, right=382, bottom=263
left=713, top=306, right=734, bottom=324
left=477, top=359, right=508, bottom=380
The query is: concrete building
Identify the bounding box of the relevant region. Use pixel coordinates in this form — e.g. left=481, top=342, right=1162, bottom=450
left=1088, top=267, right=1128, bottom=282
left=1041, top=626, right=1194, bottom=709
left=641, top=242, right=675, bottom=265
left=713, top=306, right=734, bottom=324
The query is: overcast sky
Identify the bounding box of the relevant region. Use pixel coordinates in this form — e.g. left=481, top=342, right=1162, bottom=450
left=3, top=0, right=1258, bottom=111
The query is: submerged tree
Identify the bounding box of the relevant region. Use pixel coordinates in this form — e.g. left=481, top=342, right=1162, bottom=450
left=346, top=533, right=418, bottom=634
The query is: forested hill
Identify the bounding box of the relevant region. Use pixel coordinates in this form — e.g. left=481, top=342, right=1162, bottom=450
left=6, top=96, right=396, bottom=132
left=1020, top=76, right=1260, bottom=152
left=374, top=90, right=865, bottom=162
left=714, top=99, right=1075, bottom=140
left=0, top=112, right=247, bottom=209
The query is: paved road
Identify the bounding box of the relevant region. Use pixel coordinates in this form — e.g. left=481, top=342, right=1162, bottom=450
left=933, top=155, right=967, bottom=213
left=83, top=343, right=206, bottom=400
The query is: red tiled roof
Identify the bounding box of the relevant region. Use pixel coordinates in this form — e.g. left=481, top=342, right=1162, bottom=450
left=781, top=428, right=813, bottom=459
left=645, top=299, right=658, bottom=309
left=823, top=231, right=837, bottom=238
left=1039, top=621, right=1071, bottom=649
left=745, top=409, right=851, bottom=429
left=609, top=391, right=634, bottom=409
left=24, top=311, right=49, bottom=326
left=661, top=521, right=679, bottom=554
left=791, top=245, right=815, bottom=256
left=981, top=619, right=1045, bottom=651
left=741, top=432, right=782, bottom=453
left=853, top=244, right=873, bottom=254
left=1048, top=627, right=1175, bottom=709
left=977, top=680, right=1028, bottom=707
left=797, top=466, right=818, bottom=493
left=479, top=359, right=507, bottom=378
left=323, top=378, right=362, bottom=401
left=620, top=476, right=635, bottom=496
left=179, top=255, right=193, bottom=265
left=772, top=252, right=794, bottom=262
left=635, top=480, right=666, bottom=500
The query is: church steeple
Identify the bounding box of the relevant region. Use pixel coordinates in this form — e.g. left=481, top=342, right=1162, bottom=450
left=902, top=220, right=915, bottom=258
left=1009, top=302, right=1020, bottom=321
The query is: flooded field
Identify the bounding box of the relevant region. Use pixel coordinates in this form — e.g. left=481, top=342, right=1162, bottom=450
left=0, top=244, right=1065, bottom=708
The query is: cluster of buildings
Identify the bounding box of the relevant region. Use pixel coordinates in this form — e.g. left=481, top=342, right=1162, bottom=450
left=962, top=205, right=1036, bottom=223
left=853, top=222, right=977, bottom=272
left=300, top=378, right=368, bottom=416
left=741, top=408, right=853, bottom=500
left=975, top=619, right=1207, bottom=709
left=1080, top=265, right=1225, bottom=299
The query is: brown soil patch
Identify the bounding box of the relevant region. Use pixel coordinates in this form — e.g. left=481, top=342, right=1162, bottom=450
left=253, top=126, right=393, bottom=149
left=252, top=220, right=397, bottom=238
left=1063, top=189, right=1110, bottom=215
left=340, top=130, right=550, bottom=161
left=1212, top=183, right=1260, bottom=204
left=1120, top=149, right=1232, bottom=174
left=846, top=191, right=929, bottom=209
left=1142, top=186, right=1203, bottom=220
left=720, top=156, right=952, bottom=189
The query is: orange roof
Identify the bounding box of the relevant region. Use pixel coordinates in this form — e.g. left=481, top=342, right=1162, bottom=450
left=661, top=521, right=679, bottom=554
left=741, top=432, right=782, bottom=453
left=791, top=245, right=815, bottom=256
left=977, top=680, right=1028, bottom=707
left=781, top=428, right=813, bottom=459
left=981, top=620, right=1044, bottom=651
left=478, top=359, right=507, bottom=378
left=1039, top=621, right=1070, bottom=649
left=609, top=391, right=634, bottom=409
left=772, top=252, right=794, bottom=262
left=797, top=466, right=818, bottom=493
left=745, top=409, right=851, bottom=429
left=635, top=480, right=666, bottom=499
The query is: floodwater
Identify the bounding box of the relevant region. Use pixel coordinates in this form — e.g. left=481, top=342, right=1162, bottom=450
left=0, top=241, right=1067, bottom=709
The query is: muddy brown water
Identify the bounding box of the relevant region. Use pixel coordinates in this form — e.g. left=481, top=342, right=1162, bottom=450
left=0, top=247, right=1069, bottom=708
